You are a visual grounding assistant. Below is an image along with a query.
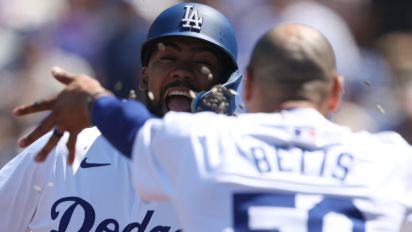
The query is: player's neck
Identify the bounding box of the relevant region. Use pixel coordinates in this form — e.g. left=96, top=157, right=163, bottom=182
left=280, top=100, right=319, bottom=112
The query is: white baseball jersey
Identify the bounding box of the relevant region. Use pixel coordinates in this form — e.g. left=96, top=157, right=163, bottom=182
left=131, top=108, right=412, bottom=232
left=0, top=127, right=181, bottom=232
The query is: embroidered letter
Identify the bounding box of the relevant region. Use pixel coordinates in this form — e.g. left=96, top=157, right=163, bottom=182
left=181, top=5, right=203, bottom=30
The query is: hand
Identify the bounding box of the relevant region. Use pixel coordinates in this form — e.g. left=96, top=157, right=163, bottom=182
left=13, top=67, right=112, bottom=165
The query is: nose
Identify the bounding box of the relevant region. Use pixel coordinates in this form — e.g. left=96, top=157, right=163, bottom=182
left=170, top=62, right=195, bottom=82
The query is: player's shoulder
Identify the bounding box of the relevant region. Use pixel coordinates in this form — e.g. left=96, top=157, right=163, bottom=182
left=33, top=127, right=125, bottom=168
left=354, top=130, right=409, bottom=148
left=373, top=130, right=410, bottom=146
left=349, top=130, right=412, bottom=162
left=19, top=127, right=101, bottom=162
left=0, top=128, right=100, bottom=180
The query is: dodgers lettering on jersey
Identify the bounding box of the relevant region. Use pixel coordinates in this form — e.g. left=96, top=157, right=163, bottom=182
left=0, top=127, right=181, bottom=232
left=50, top=197, right=180, bottom=232
left=131, top=108, right=412, bottom=232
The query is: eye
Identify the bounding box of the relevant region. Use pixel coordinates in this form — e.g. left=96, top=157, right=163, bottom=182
left=194, top=60, right=212, bottom=66
left=159, top=56, right=177, bottom=63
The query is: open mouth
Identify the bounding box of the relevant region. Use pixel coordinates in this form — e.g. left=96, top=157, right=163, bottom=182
left=165, top=89, right=195, bottom=112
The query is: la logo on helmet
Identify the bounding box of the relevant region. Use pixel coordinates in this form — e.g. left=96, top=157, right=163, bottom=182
left=181, top=5, right=203, bottom=30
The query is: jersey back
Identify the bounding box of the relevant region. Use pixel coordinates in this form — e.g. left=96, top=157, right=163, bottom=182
left=133, top=108, right=412, bottom=232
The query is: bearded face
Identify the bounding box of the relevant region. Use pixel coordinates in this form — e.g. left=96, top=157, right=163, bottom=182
left=140, top=37, right=223, bottom=116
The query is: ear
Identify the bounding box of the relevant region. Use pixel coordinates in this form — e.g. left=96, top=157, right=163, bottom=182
left=139, top=67, right=149, bottom=91
left=328, top=75, right=344, bottom=113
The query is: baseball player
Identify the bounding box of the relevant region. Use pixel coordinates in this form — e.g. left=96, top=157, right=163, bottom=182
left=15, top=24, right=412, bottom=231
left=2, top=3, right=241, bottom=231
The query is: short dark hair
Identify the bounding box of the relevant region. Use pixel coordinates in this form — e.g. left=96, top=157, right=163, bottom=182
left=248, top=24, right=337, bottom=101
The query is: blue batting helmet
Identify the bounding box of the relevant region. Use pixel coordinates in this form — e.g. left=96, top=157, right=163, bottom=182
left=141, top=2, right=241, bottom=115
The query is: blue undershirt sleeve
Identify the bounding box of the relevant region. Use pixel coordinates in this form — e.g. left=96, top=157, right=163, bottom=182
left=91, top=96, right=155, bottom=158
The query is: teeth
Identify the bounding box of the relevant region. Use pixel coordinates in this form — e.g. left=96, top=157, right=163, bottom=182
left=167, top=90, right=193, bottom=98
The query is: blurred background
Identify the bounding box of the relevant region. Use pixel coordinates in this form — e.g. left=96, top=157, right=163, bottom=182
left=1, top=0, right=412, bottom=167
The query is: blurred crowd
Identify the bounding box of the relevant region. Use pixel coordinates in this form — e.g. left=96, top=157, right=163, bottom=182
left=1, top=0, right=412, bottom=167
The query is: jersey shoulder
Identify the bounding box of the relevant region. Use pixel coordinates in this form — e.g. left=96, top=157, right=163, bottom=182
left=4, top=127, right=102, bottom=169
left=372, top=130, right=410, bottom=146
left=351, top=130, right=410, bottom=151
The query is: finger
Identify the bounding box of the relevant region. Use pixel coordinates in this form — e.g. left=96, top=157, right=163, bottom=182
left=19, top=113, right=56, bottom=148
left=51, top=66, right=77, bottom=85
left=34, top=130, right=63, bottom=162
left=66, top=132, right=78, bottom=166
left=12, top=98, right=56, bottom=116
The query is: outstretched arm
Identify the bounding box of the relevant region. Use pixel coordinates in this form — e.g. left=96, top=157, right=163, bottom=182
left=13, top=67, right=153, bottom=164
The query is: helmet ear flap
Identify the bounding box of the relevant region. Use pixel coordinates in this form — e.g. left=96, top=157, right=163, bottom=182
left=192, top=70, right=242, bottom=115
